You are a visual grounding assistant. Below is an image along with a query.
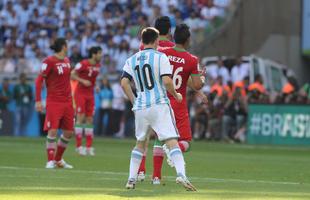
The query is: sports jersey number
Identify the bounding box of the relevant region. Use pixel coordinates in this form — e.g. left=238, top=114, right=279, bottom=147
left=134, top=64, right=154, bottom=91
left=172, top=67, right=183, bottom=90
left=57, top=66, right=64, bottom=75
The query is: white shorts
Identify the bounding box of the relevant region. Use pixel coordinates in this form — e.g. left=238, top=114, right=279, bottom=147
left=134, top=103, right=179, bottom=141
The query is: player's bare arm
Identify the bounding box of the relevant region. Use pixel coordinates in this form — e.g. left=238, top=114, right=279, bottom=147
left=121, top=77, right=135, bottom=105
left=71, top=70, right=91, bottom=87
left=162, top=75, right=182, bottom=102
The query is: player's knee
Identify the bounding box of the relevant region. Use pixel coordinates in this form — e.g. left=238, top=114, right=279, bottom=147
left=178, top=140, right=191, bottom=152
left=62, top=130, right=74, bottom=139
left=48, top=129, right=57, bottom=138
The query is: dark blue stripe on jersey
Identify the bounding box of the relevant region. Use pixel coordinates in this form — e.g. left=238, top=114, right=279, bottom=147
left=121, top=71, right=133, bottom=81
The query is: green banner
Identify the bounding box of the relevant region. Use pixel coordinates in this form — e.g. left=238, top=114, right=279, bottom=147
left=247, top=104, right=310, bottom=145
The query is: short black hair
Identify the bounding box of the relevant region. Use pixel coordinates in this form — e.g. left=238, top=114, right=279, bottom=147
left=141, top=27, right=159, bottom=45
left=174, top=23, right=190, bottom=45
left=154, top=16, right=171, bottom=35
left=254, top=74, right=262, bottom=82
left=88, top=46, right=102, bottom=58
left=50, top=38, right=67, bottom=53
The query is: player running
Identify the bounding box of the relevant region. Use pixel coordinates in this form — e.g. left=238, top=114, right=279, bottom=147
left=153, top=24, right=206, bottom=183
left=121, top=27, right=196, bottom=191
left=71, top=46, right=102, bottom=156
left=35, top=38, right=74, bottom=169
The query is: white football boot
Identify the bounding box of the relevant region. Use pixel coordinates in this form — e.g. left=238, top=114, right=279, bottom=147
left=176, top=174, right=197, bottom=191
left=125, top=178, right=136, bottom=189
left=151, top=177, right=161, bottom=185
left=56, top=159, right=74, bottom=169
left=137, top=171, right=145, bottom=182
left=87, top=147, right=95, bottom=156
left=45, top=160, right=55, bottom=169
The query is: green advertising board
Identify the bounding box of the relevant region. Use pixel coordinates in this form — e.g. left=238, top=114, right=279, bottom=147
left=247, top=104, right=310, bottom=145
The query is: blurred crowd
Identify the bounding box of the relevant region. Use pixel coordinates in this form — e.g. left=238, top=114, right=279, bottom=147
left=1, top=0, right=308, bottom=141
left=0, top=0, right=232, bottom=74
left=189, top=57, right=310, bottom=142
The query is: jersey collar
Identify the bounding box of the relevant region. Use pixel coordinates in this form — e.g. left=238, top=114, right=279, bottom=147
left=173, top=46, right=187, bottom=52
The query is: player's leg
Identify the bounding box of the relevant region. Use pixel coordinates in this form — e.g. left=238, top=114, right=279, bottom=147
left=75, top=113, right=86, bottom=155
left=153, top=104, right=196, bottom=191
left=152, top=137, right=164, bottom=184
left=55, top=103, right=75, bottom=168
left=44, top=102, right=61, bottom=168
left=45, top=129, right=57, bottom=168
left=84, top=96, right=95, bottom=155
left=137, top=132, right=149, bottom=181
left=126, top=109, right=149, bottom=189
left=74, top=94, right=86, bottom=155
left=177, top=117, right=192, bottom=153
left=85, top=116, right=95, bottom=156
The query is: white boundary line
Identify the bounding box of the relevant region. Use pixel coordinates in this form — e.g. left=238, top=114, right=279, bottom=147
left=0, top=166, right=308, bottom=186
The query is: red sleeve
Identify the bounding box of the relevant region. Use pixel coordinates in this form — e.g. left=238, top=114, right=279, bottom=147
left=190, top=56, right=200, bottom=75
left=35, top=73, right=44, bottom=102
left=139, top=43, right=144, bottom=51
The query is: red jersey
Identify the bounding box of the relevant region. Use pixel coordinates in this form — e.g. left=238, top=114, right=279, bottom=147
left=38, top=56, right=72, bottom=103
left=139, top=38, right=175, bottom=50
left=159, top=47, right=200, bottom=108
left=74, top=59, right=100, bottom=96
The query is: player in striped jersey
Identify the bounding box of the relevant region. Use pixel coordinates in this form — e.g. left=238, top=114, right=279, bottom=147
left=121, top=27, right=196, bottom=191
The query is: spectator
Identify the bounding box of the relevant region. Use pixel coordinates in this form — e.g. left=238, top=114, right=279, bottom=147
left=13, top=73, right=33, bottom=136
left=97, top=77, right=113, bottom=136
left=231, top=57, right=249, bottom=83
left=281, top=77, right=298, bottom=104
left=248, top=74, right=268, bottom=103
left=0, top=78, right=12, bottom=111
left=299, top=81, right=310, bottom=104
left=221, top=86, right=247, bottom=142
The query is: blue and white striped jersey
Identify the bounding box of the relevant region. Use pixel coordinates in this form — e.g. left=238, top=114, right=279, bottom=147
left=122, top=48, right=172, bottom=111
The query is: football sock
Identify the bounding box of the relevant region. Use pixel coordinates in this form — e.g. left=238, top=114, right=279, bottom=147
left=129, top=148, right=143, bottom=181
left=85, top=124, right=94, bottom=148
left=178, top=140, right=190, bottom=152
left=75, top=124, right=83, bottom=148
left=138, top=154, right=146, bottom=173
left=170, top=146, right=186, bottom=177
left=54, top=135, right=70, bottom=162
left=152, top=139, right=164, bottom=179
left=46, top=136, right=56, bottom=161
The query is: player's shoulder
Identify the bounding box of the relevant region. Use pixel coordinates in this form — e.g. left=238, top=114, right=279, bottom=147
left=64, top=57, right=71, bottom=62
left=158, top=46, right=173, bottom=53
left=43, top=55, right=55, bottom=63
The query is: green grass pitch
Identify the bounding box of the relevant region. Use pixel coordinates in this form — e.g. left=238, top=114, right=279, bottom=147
left=0, top=137, right=310, bottom=200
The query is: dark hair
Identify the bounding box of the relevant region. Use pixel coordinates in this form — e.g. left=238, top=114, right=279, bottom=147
left=88, top=46, right=102, bottom=58
left=50, top=38, right=67, bottom=53
left=154, top=16, right=171, bottom=35
left=174, top=23, right=190, bottom=45
left=141, top=27, right=159, bottom=45
left=254, top=74, right=262, bottom=82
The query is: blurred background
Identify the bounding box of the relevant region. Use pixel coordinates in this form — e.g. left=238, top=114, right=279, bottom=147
left=0, top=0, right=309, bottom=146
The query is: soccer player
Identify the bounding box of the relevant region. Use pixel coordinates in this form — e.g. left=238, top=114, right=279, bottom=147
left=153, top=24, right=206, bottom=183
left=71, top=46, right=102, bottom=156
left=137, top=15, right=175, bottom=181
left=121, top=27, right=196, bottom=191
left=35, top=38, right=74, bottom=169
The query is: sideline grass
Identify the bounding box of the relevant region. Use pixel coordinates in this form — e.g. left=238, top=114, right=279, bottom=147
left=0, top=137, right=309, bottom=199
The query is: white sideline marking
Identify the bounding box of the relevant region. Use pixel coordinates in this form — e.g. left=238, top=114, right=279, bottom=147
left=0, top=166, right=306, bottom=186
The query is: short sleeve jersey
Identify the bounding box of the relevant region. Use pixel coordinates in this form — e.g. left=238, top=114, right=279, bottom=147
left=123, top=48, right=172, bottom=110
left=74, top=59, right=100, bottom=96
left=40, top=56, right=72, bottom=103
left=159, top=47, right=200, bottom=106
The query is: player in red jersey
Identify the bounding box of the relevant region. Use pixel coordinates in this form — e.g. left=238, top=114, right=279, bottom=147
left=137, top=16, right=175, bottom=181
left=71, top=46, right=102, bottom=156
left=35, top=38, right=74, bottom=169
left=154, top=24, right=206, bottom=183
left=139, top=16, right=175, bottom=51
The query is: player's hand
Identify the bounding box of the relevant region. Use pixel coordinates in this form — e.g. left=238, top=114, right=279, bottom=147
left=35, top=101, right=43, bottom=112
left=199, top=92, right=208, bottom=104
left=82, top=80, right=91, bottom=87
left=175, top=93, right=183, bottom=103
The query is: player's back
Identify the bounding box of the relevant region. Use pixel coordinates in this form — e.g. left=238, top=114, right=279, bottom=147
left=42, top=56, right=72, bottom=103
left=123, top=48, right=173, bottom=111
left=159, top=47, right=200, bottom=106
